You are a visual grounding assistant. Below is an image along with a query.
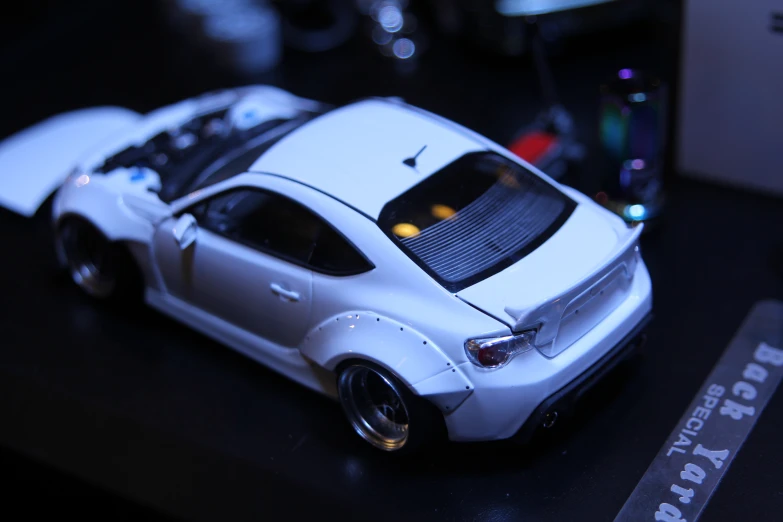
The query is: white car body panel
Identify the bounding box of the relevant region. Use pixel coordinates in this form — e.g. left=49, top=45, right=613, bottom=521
left=145, top=288, right=338, bottom=396
left=0, top=85, right=654, bottom=445
left=157, top=172, right=503, bottom=410
left=448, top=260, right=651, bottom=441
left=0, top=107, right=141, bottom=216
left=249, top=99, right=483, bottom=219
left=456, top=206, right=643, bottom=356
left=457, top=204, right=622, bottom=323
left=153, top=218, right=315, bottom=348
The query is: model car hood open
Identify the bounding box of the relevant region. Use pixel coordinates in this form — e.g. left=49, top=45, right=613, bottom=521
left=0, top=107, right=141, bottom=217
left=456, top=204, right=642, bottom=357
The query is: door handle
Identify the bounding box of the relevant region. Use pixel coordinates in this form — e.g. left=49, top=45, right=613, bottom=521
left=270, top=282, right=300, bottom=302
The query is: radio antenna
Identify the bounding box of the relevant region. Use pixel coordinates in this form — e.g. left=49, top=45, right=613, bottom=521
left=403, top=145, right=427, bottom=169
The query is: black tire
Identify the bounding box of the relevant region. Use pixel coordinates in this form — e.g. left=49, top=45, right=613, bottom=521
left=336, top=360, right=444, bottom=453
left=56, top=217, right=143, bottom=302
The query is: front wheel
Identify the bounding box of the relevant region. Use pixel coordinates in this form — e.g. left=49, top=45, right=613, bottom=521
left=337, top=361, right=442, bottom=453
left=56, top=217, right=141, bottom=300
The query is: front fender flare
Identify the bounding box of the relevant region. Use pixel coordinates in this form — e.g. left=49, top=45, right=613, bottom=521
left=300, top=311, right=474, bottom=412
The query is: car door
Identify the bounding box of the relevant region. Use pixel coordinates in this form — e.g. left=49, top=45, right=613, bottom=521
left=152, top=187, right=319, bottom=348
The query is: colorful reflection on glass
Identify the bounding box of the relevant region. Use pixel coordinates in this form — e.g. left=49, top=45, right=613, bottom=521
left=598, top=69, right=666, bottom=225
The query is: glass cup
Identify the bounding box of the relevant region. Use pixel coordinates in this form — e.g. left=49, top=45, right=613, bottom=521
left=597, top=69, right=667, bottom=226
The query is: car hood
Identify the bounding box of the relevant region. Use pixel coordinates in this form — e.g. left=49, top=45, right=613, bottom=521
left=455, top=203, right=641, bottom=356
left=0, top=107, right=142, bottom=217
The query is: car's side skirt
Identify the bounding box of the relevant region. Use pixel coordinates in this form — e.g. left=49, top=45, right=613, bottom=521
left=145, top=289, right=338, bottom=397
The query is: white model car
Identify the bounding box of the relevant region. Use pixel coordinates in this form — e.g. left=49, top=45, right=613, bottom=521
left=0, top=86, right=652, bottom=452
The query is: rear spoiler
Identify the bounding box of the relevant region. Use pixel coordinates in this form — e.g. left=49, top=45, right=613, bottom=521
left=505, top=223, right=643, bottom=351
left=0, top=106, right=140, bottom=216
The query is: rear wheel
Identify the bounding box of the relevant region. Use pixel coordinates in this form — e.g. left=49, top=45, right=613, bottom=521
left=337, top=361, right=442, bottom=453
left=56, top=217, right=141, bottom=300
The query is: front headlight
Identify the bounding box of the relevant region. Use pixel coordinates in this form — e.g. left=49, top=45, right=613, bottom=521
left=465, top=330, right=537, bottom=369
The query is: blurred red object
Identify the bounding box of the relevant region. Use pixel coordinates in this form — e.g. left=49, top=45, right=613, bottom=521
left=508, top=130, right=558, bottom=164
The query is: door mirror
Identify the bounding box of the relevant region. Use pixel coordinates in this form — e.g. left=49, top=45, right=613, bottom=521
left=173, top=213, right=198, bottom=250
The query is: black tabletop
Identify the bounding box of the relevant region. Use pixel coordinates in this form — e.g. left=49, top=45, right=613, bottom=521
left=1, top=2, right=782, bottom=521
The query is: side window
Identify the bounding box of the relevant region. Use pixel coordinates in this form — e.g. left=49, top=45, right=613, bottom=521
left=309, top=225, right=372, bottom=275
left=198, top=189, right=320, bottom=264
left=190, top=189, right=372, bottom=275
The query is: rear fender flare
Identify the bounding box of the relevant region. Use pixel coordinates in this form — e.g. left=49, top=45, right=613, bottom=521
left=301, top=311, right=474, bottom=412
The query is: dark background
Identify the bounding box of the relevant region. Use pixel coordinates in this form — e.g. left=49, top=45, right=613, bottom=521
left=1, top=1, right=782, bottom=520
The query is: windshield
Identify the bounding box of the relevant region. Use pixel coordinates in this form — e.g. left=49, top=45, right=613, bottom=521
left=378, top=151, right=576, bottom=292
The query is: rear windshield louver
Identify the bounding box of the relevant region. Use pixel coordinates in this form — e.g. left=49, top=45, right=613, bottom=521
left=379, top=152, right=575, bottom=292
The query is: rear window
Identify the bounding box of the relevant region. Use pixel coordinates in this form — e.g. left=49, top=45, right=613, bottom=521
left=378, top=151, right=576, bottom=292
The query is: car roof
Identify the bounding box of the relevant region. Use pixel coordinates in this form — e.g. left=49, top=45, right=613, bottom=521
left=247, top=99, right=483, bottom=219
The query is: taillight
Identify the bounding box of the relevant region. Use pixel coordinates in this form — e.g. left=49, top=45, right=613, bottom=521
left=464, top=330, right=537, bottom=369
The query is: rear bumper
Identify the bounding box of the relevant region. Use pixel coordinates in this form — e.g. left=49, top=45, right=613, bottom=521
left=511, top=312, right=651, bottom=443
left=443, top=259, right=652, bottom=442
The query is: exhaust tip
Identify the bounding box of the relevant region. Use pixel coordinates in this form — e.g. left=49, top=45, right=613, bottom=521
left=542, top=410, right=559, bottom=429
